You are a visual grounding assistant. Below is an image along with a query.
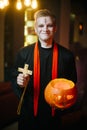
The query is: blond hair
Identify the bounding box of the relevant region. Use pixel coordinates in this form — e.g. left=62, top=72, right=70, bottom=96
left=34, top=9, right=56, bottom=25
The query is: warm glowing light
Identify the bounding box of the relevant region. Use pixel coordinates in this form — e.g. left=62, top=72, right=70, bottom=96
left=16, top=0, right=22, bottom=10
left=24, top=20, right=37, bottom=46
left=44, top=78, right=77, bottom=109
left=31, top=0, right=37, bottom=9
left=0, top=0, right=4, bottom=9
left=24, top=0, right=31, bottom=7
left=79, top=24, right=83, bottom=30
left=0, top=0, right=38, bottom=10
left=3, top=0, right=9, bottom=6
left=0, top=0, right=9, bottom=9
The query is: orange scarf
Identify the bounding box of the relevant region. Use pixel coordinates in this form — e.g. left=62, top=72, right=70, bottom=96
left=34, top=42, right=58, bottom=116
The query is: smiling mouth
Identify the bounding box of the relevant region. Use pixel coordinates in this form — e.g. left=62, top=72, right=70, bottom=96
left=41, top=33, right=49, bottom=35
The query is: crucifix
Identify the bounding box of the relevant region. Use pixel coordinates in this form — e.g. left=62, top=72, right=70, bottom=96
left=18, top=64, right=32, bottom=76
left=17, top=64, right=32, bottom=115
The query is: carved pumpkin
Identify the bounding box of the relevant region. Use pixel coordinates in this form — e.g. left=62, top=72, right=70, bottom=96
left=44, top=78, right=77, bottom=109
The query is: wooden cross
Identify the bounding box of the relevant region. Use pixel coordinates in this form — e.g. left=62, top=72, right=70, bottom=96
left=18, top=64, right=32, bottom=75
left=17, top=64, right=32, bottom=115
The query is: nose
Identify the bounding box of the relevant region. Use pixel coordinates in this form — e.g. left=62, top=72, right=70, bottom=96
left=43, top=25, right=48, bottom=31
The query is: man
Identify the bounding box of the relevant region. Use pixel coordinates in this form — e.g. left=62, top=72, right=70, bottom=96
left=11, top=9, right=77, bottom=130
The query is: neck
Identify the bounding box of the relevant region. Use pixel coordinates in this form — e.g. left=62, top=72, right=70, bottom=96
left=39, top=38, right=53, bottom=48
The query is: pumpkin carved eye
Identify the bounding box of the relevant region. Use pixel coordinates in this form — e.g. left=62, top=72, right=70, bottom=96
left=44, top=78, right=77, bottom=109
left=67, top=95, right=74, bottom=100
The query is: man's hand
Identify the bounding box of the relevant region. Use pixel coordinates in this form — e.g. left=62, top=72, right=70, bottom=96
left=17, top=73, right=30, bottom=87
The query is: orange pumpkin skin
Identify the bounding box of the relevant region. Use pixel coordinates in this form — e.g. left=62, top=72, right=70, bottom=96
left=44, top=78, right=77, bottom=109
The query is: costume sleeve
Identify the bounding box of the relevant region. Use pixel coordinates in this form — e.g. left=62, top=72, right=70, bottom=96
left=11, top=49, right=25, bottom=99
left=68, top=53, right=77, bottom=84
left=59, top=45, right=77, bottom=84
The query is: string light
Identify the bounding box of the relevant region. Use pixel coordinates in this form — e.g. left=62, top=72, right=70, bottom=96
left=0, top=0, right=9, bottom=9
left=0, top=0, right=38, bottom=10
left=16, top=0, right=22, bottom=10
left=16, top=0, right=38, bottom=10
left=3, top=0, right=9, bottom=7
left=31, top=0, right=38, bottom=9
left=24, top=0, right=31, bottom=7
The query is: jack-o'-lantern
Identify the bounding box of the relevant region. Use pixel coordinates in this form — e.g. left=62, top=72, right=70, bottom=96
left=44, top=78, right=77, bottom=109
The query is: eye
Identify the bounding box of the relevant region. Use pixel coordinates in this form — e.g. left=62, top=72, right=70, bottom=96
left=67, top=95, right=74, bottom=100
left=38, top=24, right=44, bottom=27
left=47, top=24, right=54, bottom=27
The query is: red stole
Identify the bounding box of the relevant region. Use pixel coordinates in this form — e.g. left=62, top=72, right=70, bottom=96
left=34, top=42, right=58, bottom=116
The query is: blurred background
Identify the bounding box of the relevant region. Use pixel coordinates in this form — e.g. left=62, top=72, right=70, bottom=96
left=0, top=0, right=87, bottom=129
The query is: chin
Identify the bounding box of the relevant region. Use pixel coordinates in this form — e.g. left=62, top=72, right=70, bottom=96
left=41, top=37, right=51, bottom=41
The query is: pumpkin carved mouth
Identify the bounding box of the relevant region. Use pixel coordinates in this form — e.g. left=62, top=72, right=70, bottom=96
left=44, top=78, right=77, bottom=109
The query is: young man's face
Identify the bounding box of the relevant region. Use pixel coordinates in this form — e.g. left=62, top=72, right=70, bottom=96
left=34, top=16, right=57, bottom=42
